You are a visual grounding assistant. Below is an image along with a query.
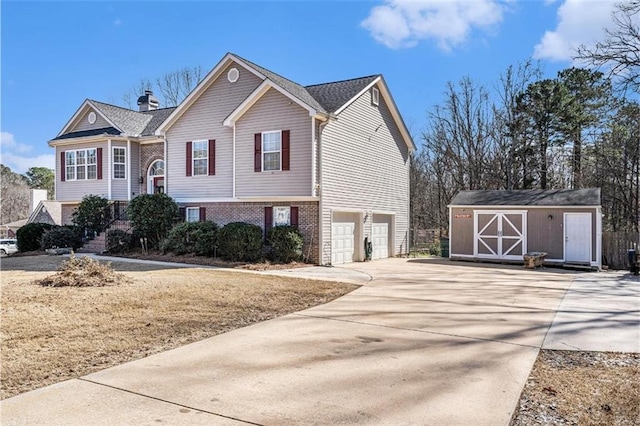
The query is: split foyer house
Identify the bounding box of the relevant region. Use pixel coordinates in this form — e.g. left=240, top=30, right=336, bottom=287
left=49, top=53, right=416, bottom=264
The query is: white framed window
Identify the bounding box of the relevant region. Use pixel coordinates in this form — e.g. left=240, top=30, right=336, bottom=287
left=273, top=206, right=291, bottom=226
left=113, top=147, right=126, bottom=179
left=372, top=87, right=380, bottom=106
left=65, top=148, right=97, bottom=180
left=262, top=131, right=281, bottom=171
left=192, top=140, right=208, bottom=176
left=186, top=207, right=200, bottom=223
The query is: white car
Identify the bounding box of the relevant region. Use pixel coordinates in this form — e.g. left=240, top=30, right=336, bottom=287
left=0, top=239, right=18, bottom=257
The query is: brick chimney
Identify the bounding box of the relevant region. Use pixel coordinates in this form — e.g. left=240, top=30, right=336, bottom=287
left=137, top=90, right=159, bottom=111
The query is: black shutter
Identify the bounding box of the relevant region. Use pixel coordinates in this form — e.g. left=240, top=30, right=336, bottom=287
left=282, top=130, right=290, bottom=171
left=291, top=206, right=299, bottom=229
left=254, top=133, right=262, bottom=172
left=186, top=141, right=192, bottom=176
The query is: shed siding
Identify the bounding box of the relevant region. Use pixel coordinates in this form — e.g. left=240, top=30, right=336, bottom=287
left=320, top=86, right=410, bottom=264
left=56, top=142, right=108, bottom=201
left=69, top=109, right=112, bottom=133
left=450, top=206, right=598, bottom=261
left=235, top=88, right=312, bottom=197
left=165, top=63, right=262, bottom=200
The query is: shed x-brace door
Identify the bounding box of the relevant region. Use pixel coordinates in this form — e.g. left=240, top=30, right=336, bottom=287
left=474, top=211, right=526, bottom=260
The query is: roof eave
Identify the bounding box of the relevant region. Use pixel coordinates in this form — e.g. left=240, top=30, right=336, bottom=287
left=56, top=100, right=123, bottom=137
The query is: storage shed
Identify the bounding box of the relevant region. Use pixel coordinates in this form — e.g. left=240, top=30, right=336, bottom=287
left=448, top=188, right=602, bottom=269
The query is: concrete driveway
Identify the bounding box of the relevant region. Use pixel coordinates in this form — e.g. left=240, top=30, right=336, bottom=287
left=1, top=258, right=614, bottom=425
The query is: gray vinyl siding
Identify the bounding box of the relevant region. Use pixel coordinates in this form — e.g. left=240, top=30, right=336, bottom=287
left=320, top=86, right=410, bottom=264
left=70, top=108, right=112, bottom=132
left=165, top=63, right=262, bottom=200
left=235, top=88, right=312, bottom=197
left=111, top=142, right=128, bottom=200
left=55, top=142, right=108, bottom=201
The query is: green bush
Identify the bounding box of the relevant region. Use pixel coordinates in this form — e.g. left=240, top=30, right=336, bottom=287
left=160, top=221, right=218, bottom=256
left=268, top=225, right=303, bottom=263
left=217, top=222, right=263, bottom=261
left=72, top=195, right=111, bottom=236
left=40, top=226, right=84, bottom=250
left=127, top=194, right=180, bottom=248
left=106, top=229, right=133, bottom=253
left=16, top=222, right=56, bottom=252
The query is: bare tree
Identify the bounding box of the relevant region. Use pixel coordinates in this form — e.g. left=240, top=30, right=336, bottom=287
left=122, top=79, right=153, bottom=109
left=575, top=1, right=640, bottom=93
left=156, top=66, right=204, bottom=107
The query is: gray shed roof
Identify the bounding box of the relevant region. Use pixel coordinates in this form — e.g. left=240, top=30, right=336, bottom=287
left=450, top=188, right=601, bottom=206
left=305, top=75, right=380, bottom=113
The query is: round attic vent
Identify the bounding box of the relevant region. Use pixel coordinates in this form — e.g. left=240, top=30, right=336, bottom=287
left=227, top=67, right=239, bottom=83
left=87, top=111, right=97, bottom=124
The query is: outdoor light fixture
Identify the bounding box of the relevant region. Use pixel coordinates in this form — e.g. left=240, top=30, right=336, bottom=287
left=548, top=214, right=553, bottom=220
left=139, top=176, right=144, bottom=184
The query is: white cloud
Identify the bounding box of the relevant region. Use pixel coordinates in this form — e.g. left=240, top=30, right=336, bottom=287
left=361, top=0, right=506, bottom=50
left=533, top=0, right=616, bottom=62
left=0, top=132, right=54, bottom=174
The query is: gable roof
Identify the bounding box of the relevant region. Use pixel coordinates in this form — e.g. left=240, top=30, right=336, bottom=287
left=450, top=188, right=601, bottom=206
left=54, top=99, right=176, bottom=141
left=305, top=75, right=380, bottom=113
left=27, top=200, right=62, bottom=225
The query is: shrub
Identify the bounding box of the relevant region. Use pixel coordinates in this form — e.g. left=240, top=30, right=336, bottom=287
left=160, top=221, right=218, bottom=256
left=106, top=229, right=133, bottom=253
left=72, top=195, right=111, bottom=236
left=127, top=194, right=180, bottom=248
left=38, top=254, right=130, bottom=287
left=40, top=226, right=83, bottom=250
left=16, top=222, right=56, bottom=252
left=268, top=226, right=303, bottom=263
left=217, top=222, right=263, bottom=261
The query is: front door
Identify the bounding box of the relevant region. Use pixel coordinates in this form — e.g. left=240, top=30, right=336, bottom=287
left=474, top=211, right=526, bottom=260
left=565, top=213, right=591, bottom=263
left=153, top=177, right=164, bottom=194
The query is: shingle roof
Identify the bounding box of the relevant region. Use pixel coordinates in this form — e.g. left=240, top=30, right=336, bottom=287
left=90, top=100, right=153, bottom=136
left=305, top=75, right=380, bottom=113
left=140, top=107, right=177, bottom=136
left=450, top=188, right=601, bottom=206
left=53, top=127, right=121, bottom=140
left=232, top=54, right=328, bottom=114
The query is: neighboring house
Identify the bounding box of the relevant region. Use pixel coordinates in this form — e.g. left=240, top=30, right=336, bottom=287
left=1, top=219, right=27, bottom=238
left=448, top=188, right=602, bottom=269
left=49, top=52, right=415, bottom=264
left=28, top=200, right=63, bottom=226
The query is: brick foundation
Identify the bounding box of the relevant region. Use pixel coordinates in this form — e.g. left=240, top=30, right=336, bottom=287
left=184, top=201, right=320, bottom=264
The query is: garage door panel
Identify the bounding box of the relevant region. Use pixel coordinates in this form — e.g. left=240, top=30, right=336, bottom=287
left=372, top=223, right=389, bottom=259
left=332, top=213, right=357, bottom=265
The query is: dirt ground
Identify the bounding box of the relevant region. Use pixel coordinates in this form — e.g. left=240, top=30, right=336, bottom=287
left=0, top=255, right=357, bottom=399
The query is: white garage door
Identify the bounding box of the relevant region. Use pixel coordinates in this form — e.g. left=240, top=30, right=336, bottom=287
left=332, top=213, right=357, bottom=265
left=372, top=222, right=389, bottom=259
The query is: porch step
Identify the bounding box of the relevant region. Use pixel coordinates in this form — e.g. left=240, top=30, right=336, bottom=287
left=77, top=233, right=107, bottom=254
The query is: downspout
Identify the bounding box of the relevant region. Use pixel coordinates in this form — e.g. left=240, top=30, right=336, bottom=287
left=127, top=139, right=132, bottom=200
left=107, top=139, right=112, bottom=200
left=232, top=124, right=236, bottom=199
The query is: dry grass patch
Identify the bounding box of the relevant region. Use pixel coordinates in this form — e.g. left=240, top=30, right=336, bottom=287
left=38, top=255, right=130, bottom=287
left=1, top=255, right=358, bottom=399
left=512, top=350, right=640, bottom=425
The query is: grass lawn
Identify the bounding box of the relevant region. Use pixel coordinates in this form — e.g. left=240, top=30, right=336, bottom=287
left=0, top=255, right=358, bottom=399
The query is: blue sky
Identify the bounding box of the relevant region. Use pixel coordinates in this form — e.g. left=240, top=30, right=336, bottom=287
left=1, top=0, right=618, bottom=174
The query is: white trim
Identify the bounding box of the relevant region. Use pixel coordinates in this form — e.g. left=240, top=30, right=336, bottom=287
left=232, top=124, right=236, bottom=198
left=311, top=118, right=316, bottom=196
left=261, top=130, right=282, bottom=172
left=192, top=139, right=209, bottom=176
left=371, top=87, right=379, bottom=106
left=332, top=76, right=415, bottom=152
left=107, top=140, right=112, bottom=199
left=49, top=135, right=129, bottom=147
left=64, top=147, right=99, bottom=183
left=157, top=53, right=267, bottom=134
left=223, top=80, right=317, bottom=127
left=56, top=100, right=121, bottom=138
left=185, top=207, right=200, bottom=223
left=449, top=204, right=602, bottom=209
left=147, top=159, right=165, bottom=194
left=126, top=140, right=131, bottom=200
left=596, top=207, right=602, bottom=270
left=174, top=196, right=319, bottom=203
left=473, top=210, right=527, bottom=260
left=163, top=139, right=168, bottom=194
left=112, top=146, right=127, bottom=180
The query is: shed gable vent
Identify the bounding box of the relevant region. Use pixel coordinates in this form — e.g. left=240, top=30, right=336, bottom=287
left=372, top=87, right=379, bottom=106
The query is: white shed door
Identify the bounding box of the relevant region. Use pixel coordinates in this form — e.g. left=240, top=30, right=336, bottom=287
left=332, top=221, right=355, bottom=265
left=372, top=222, right=389, bottom=259
left=565, top=213, right=591, bottom=263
